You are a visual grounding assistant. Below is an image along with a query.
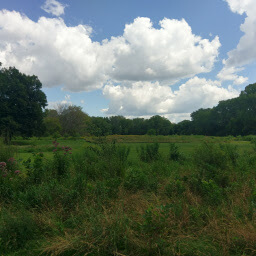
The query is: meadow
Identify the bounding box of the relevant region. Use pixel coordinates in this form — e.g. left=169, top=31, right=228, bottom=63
left=0, top=135, right=256, bottom=255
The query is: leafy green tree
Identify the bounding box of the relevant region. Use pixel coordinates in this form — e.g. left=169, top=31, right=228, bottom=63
left=146, top=115, right=173, bottom=135
left=109, top=116, right=132, bottom=135
left=58, top=105, right=90, bottom=136
left=191, top=108, right=214, bottom=135
left=129, top=118, right=147, bottom=135
left=43, top=116, right=62, bottom=136
left=174, top=120, right=193, bottom=135
left=189, top=82, right=256, bottom=136
left=87, top=117, right=111, bottom=136
left=0, top=64, right=47, bottom=143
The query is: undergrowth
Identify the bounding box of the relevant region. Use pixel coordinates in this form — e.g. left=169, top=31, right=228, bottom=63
left=0, top=139, right=256, bottom=255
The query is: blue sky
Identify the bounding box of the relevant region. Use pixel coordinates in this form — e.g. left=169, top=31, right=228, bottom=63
left=0, top=0, right=255, bottom=122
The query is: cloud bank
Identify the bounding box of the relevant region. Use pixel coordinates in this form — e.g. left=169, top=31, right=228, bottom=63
left=103, top=77, right=239, bottom=116
left=0, top=11, right=220, bottom=92
left=218, top=0, right=256, bottom=84
left=0, top=8, right=242, bottom=121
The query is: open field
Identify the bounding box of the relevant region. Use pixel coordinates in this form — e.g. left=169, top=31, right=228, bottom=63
left=12, top=135, right=254, bottom=162
left=1, top=135, right=256, bottom=255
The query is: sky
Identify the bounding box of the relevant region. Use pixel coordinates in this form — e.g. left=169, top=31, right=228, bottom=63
left=0, top=0, right=256, bottom=123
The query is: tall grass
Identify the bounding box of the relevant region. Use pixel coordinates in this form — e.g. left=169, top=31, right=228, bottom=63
left=0, top=138, right=256, bottom=255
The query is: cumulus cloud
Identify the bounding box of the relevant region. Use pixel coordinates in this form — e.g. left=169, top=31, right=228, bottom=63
left=0, top=10, right=111, bottom=91
left=102, top=77, right=239, bottom=121
left=41, top=0, right=67, bottom=16
left=218, top=0, right=256, bottom=84
left=110, top=17, right=221, bottom=83
left=0, top=10, right=220, bottom=92
left=217, top=66, right=248, bottom=85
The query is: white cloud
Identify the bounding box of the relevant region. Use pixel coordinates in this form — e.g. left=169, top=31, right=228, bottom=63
left=217, top=66, right=248, bottom=85
left=0, top=10, right=110, bottom=92
left=102, top=77, right=239, bottom=119
left=41, top=0, right=67, bottom=16
left=0, top=11, right=220, bottom=92
left=47, top=100, right=72, bottom=110
left=218, top=0, right=256, bottom=84
left=163, top=113, right=192, bottom=123
left=110, top=17, right=221, bottom=83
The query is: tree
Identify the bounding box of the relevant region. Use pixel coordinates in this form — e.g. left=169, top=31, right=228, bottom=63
left=109, top=116, right=131, bottom=135
left=146, top=115, right=173, bottom=135
left=174, top=120, right=193, bottom=135
left=43, top=116, right=62, bottom=136
left=87, top=117, right=111, bottom=136
left=0, top=64, right=47, bottom=143
left=58, top=105, right=90, bottom=136
left=129, top=118, right=147, bottom=135
left=191, top=108, right=214, bottom=135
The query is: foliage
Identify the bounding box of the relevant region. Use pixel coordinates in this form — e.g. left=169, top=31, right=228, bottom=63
left=57, top=105, right=90, bottom=136
left=187, top=82, right=256, bottom=136
left=137, top=142, right=160, bottom=162
left=0, top=65, right=47, bottom=143
left=169, top=143, right=182, bottom=161
left=0, top=137, right=256, bottom=255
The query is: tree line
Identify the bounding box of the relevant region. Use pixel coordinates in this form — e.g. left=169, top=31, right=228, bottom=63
left=43, top=83, right=256, bottom=137
left=1, top=65, right=256, bottom=142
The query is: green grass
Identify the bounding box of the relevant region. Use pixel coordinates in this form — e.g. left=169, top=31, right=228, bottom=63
left=12, top=135, right=253, bottom=163
left=1, top=135, right=256, bottom=255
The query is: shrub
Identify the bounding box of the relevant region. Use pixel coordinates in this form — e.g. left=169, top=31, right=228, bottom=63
left=188, top=177, right=224, bottom=206
left=193, top=142, right=236, bottom=187
left=52, top=141, right=72, bottom=177
left=169, top=143, right=182, bottom=161
left=124, top=167, right=158, bottom=192
left=76, top=142, right=130, bottom=180
left=23, top=152, right=45, bottom=184
left=137, top=143, right=160, bottom=162
left=194, top=142, right=227, bottom=173
left=98, top=141, right=130, bottom=178
left=165, top=179, right=186, bottom=197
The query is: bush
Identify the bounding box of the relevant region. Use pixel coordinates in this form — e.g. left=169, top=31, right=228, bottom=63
left=75, top=142, right=130, bottom=180
left=124, top=167, right=158, bottom=192
left=137, top=143, right=160, bottom=162
left=169, top=143, right=182, bottom=161
left=51, top=141, right=72, bottom=178
left=193, top=142, right=236, bottom=186
left=165, top=179, right=186, bottom=197
left=187, top=177, right=224, bottom=206
left=23, top=152, right=45, bottom=184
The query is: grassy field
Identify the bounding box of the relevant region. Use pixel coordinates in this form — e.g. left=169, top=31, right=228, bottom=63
left=12, top=135, right=254, bottom=162
left=1, top=135, right=256, bottom=255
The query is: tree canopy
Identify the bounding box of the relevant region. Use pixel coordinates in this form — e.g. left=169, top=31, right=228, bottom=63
left=0, top=64, right=47, bottom=143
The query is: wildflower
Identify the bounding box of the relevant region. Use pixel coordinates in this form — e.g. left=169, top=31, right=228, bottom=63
left=53, top=149, right=57, bottom=152
left=14, top=170, right=21, bottom=174
left=0, top=162, right=6, bottom=167
left=8, top=157, right=15, bottom=163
